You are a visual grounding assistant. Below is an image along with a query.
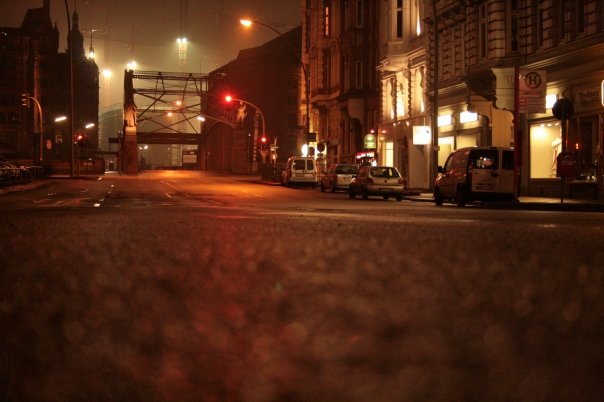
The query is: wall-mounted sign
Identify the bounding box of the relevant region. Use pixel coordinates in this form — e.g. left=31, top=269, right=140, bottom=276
left=364, top=133, right=377, bottom=149
left=412, top=126, right=431, bottom=145
left=519, top=69, right=547, bottom=113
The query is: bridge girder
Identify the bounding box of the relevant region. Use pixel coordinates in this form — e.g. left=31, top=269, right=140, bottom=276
left=120, top=70, right=229, bottom=172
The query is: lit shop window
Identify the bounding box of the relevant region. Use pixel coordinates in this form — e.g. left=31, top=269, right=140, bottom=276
left=530, top=121, right=561, bottom=178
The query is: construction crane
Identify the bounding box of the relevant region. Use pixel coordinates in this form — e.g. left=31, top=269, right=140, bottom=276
left=177, top=0, right=188, bottom=70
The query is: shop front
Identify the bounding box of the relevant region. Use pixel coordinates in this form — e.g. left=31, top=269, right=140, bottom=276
left=525, top=84, right=603, bottom=198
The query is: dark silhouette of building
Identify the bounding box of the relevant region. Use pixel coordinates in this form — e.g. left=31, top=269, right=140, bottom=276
left=0, top=0, right=98, bottom=166
left=204, top=27, right=302, bottom=174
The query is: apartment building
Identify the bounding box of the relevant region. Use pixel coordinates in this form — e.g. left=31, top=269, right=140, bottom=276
left=428, top=0, right=604, bottom=196
left=302, top=0, right=381, bottom=165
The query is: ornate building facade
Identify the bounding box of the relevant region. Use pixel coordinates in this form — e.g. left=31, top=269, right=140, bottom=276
left=426, top=0, right=604, bottom=197
left=302, top=0, right=381, bottom=165
left=301, top=0, right=604, bottom=197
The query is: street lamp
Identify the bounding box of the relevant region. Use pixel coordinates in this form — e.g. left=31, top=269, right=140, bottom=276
left=240, top=19, right=311, bottom=152
left=64, top=0, right=75, bottom=177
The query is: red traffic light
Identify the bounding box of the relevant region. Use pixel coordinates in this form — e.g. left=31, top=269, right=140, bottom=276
left=260, top=136, right=267, bottom=143
left=224, top=95, right=233, bottom=102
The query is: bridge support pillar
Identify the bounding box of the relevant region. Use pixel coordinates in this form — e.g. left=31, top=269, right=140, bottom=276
left=123, top=127, right=138, bottom=173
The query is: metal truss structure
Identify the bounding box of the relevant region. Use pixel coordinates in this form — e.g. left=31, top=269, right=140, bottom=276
left=131, top=70, right=212, bottom=145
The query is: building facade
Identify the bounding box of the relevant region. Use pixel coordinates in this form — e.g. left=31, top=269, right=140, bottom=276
left=204, top=27, right=302, bottom=174
left=302, top=0, right=381, bottom=167
left=0, top=0, right=98, bottom=167
left=426, top=0, right=604, bottom=197
left=377, top=0, right=429, bottom=189
left=300, top=0, right=604, bottom=197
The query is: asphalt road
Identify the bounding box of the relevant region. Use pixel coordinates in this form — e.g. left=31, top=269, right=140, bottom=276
left=1, top=171, right=603, bottom=401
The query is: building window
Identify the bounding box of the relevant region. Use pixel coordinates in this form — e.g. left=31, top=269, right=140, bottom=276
left=530, top=121, right=561, bottom=179
left=355, top=60, right=363, bottom=89
left=478, top=4, right=488, bottom=59
left=356, top=0, right=363, bottom=27
left=323, top=0, right=331, bottom=37
left=576, top=0, right=585, bottom=34
left=508, top=0, right=519, bottom=51
left=558, top=0, right=567, bottom=41
left=323, top=50, right=331, bottom=89
left=537, top=7, right=545, bottom=48
left=396, top=0, right=403, bottom=39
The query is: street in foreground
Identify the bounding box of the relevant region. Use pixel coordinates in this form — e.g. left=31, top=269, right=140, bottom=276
left=1, top=172, right=603, bottom=401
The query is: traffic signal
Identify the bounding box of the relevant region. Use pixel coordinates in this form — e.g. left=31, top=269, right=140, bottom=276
left=224, top=94, right=233, bottom=103
left=21, top=93, right=29, bottom=107
left=259, top=135, right=268, bottom=150
left=75, top=133, right=87, bottom=146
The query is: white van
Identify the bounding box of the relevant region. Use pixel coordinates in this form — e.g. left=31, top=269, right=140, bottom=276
left=281, top=156, right=317, bottom=187
left=434, top=147, right=516, bottom=206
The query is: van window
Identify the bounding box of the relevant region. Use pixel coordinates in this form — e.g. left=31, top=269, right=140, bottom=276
left=471, top=150, right=498, bottom=169
left=306, top=160, right=315, bottom=170
left=293, top=160, right=305, bottom=170
left=502, top=150, right=514, bottom=170
left=452, top=149, right=470, bottom=169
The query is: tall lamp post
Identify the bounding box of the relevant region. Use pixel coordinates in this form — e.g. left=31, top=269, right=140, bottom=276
left=64, top=0, right=75, bottom=177
left=240, top=19, right=311, bottom=151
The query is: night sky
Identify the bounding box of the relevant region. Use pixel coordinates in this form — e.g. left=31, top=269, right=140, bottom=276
left=1, top=0, right=300, bottom=106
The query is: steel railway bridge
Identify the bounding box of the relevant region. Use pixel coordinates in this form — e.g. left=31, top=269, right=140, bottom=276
left=119, top=70, right=233, bottom=173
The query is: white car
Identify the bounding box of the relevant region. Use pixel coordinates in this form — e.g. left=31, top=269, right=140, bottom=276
left=348, top=165, right=405, bottom=201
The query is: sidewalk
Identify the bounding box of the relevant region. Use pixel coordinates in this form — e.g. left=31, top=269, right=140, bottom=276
left=402, top=191, right=604, bottom=212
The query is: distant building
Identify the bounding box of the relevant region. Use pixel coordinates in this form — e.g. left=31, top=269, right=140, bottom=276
left=204, top=27, right=302, bottom=173
left=0, top=0, right=98, bottom=165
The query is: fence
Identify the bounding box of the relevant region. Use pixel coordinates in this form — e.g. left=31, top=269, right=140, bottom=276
left=0, top=166, right=45, bottom=188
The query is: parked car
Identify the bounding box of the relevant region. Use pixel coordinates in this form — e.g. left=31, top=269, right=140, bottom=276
left=281, top=156, right=317, bottom=187
left=320, top=163, right=358, bottom=192
left=434, top=146, right=515, bottom=207
left=348, top=165, right=405, bottom=201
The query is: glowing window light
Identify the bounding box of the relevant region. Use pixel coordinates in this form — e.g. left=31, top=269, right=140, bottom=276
left=438, top=114, right=452, bottom=127
left=459, top=111, right=478, bottom=123
left=546, top=94, right=557, bottom=109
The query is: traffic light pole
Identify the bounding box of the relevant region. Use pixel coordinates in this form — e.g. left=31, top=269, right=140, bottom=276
left=21, top=93, right=44, bottom=164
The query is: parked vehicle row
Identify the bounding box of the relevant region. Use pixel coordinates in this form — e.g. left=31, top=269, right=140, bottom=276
left=278, top=146, right=517, bottom=207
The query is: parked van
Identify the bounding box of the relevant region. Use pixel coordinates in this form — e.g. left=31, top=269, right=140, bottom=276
left=281, top=156, right=317, bottom=187
left=434, top=147, right=515, bottom=206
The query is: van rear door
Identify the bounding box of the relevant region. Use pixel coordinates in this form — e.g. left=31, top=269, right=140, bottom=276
left=498, top=150, right=515, bottom=194
left=469, top=149, right=499, bottom=193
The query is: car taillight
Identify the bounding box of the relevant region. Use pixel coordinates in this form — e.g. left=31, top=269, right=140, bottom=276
left=398, top=178, right=404, bottom=185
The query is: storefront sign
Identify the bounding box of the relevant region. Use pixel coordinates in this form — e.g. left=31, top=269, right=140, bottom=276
left=363, top=134, right=377, bottom=149
left=356, top=151, right=375, bottom=160
left=412, top=126, right=431, bottom=145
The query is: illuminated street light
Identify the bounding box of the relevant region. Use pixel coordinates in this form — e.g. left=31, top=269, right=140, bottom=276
left=240, top=18, right=311, bottom=150
left=126, top=61, right=137, bottom=70
left=55, top=115, right=67, bottom=123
